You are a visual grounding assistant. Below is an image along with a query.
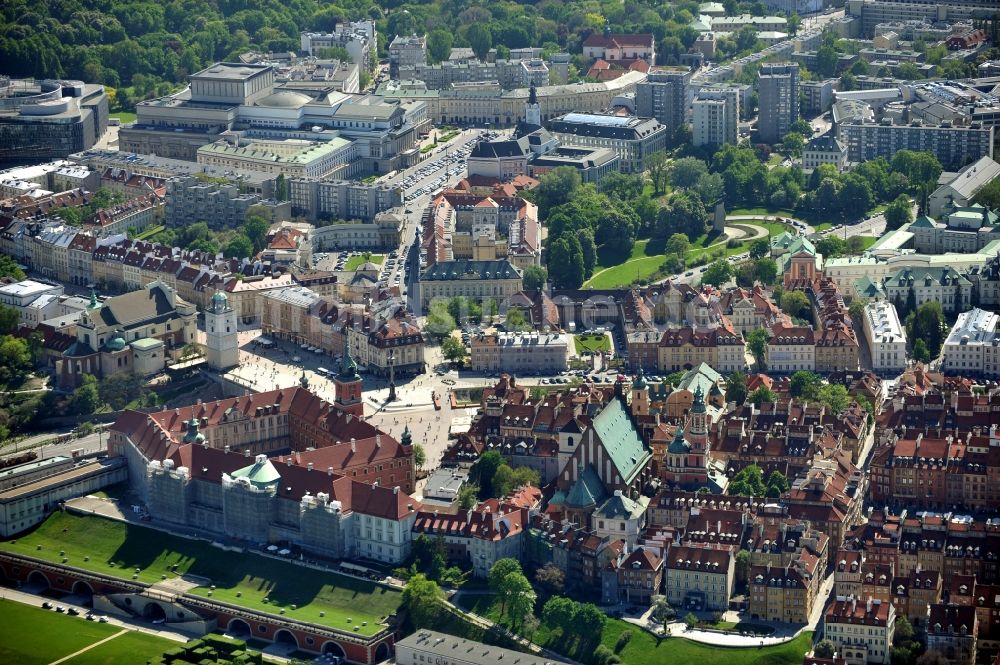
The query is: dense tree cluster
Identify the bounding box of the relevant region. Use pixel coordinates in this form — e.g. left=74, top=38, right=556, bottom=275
left=728, top=464, right=789, bottom=497
left=1, top=0, right=719, bottom=109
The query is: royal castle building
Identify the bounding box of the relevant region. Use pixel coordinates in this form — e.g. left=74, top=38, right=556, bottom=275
left=108, top=356, right=421, bottom=564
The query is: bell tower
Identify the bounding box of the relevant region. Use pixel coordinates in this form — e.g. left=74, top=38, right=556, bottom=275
left=631, top=370, right=650, bottom=416
left=205, top=291, right=239, bottom=370
left=333, top=346, right=364, bottom=417
left=687, top=386, right=709, bottom=475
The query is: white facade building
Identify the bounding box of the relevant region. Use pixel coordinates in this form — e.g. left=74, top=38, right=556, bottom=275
left=692, top=87, right=739, bottom=148
left=0, top=280, right=64, bottom=324
left=862, top=301, right=907, bottom=374
left=942, top=307, right=1000, bottom=378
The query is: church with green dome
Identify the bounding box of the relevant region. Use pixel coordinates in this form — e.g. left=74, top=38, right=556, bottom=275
left=58, top=281, right=198, bottom=389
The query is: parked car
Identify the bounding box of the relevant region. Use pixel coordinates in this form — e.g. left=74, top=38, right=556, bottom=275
left=42, top=602, right=52, bottom=610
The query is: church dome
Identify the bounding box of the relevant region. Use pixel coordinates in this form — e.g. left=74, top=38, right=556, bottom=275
left=211, top=291, right=230, bottom=312
left=105, top=331, right=127, bottom=352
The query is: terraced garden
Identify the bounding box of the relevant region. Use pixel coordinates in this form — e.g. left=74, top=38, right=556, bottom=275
left=1, top=512, right=400, bottom=636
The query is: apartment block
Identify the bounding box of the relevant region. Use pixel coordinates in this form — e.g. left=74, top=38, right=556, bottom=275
left=838, top=120, right=994, bottom=171
left=758, top=63, right=799, bottom=145
left=635, top=68, right=692, bottom=136
left=692, top=87, right=739, bottom=148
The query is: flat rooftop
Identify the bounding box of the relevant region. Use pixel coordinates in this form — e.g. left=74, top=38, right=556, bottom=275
left=191, top=63, right=272, bottom=81
left=0, top=280, right=60, bottom=298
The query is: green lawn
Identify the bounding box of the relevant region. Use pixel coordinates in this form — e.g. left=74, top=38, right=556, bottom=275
left=2, top=512, right=400, bottom=635
left=109, top=111, right=137, bottom=123
left=574, top=333, right=611, bottom=354
left=0, top=599, right=174, bottom=665
left=62, top=629, right=177, bottom=665
left=344, top=254, right=385, bottom=271
left=133, top=225, right=165, bottom=241
left=457, top=594, right=812, bottom=665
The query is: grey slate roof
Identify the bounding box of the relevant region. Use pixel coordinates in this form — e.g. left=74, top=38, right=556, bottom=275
left=421, top=259, right=520, bottom=281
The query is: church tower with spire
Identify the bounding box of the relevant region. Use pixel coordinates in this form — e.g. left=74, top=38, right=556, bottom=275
left=662, top=386, right=711, bottom=488
left=333, top=346, right=364, bottom=417
left=686, top=386, right=709, bottom=476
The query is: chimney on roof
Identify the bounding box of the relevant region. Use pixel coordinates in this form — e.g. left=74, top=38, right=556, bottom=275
left=286, top=456, right=293, bottom=467
left=224, top=445, right=230, bottom=453
left=244, top=449, right=251, bottom=457
left=307, top=462, right=314, bottom=471
left=376, top=435, right=381, bottom=448
left=394, top=486, right=399, bottom=495
left=328, top=466, right=334, bottom=476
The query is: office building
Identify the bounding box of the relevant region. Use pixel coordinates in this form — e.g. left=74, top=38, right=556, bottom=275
left=838, top=120, right=994, bottom=170
left=635, top=68, right=692, bottom=136
left=0, top=78, right=109, bottom=162
left=547, top=113, right=667, bottom=173
left=758, top=63, right=799, bottom=145
left=288, top=178, right=402, bottom=224
left=196, top=138, right=357, bottom=180
left=389, top=34, right=427, bottom=77
left=470, top=332, right=570, bottom=374
left=418, top=259, right=522, bottom=309
left=376, top=71, right=645, bottom=127
left=692, top=86, right=739, bottom=148
left=862, top=301, right=907, bottom=374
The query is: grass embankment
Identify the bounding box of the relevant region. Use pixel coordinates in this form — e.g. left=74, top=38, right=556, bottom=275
left=0, top=599, right=174, bottom=665
left=109, top=111, right=137, bottom=124
left=344, top=254, right=385, bottom=271
left=1, top=512, right=399, bottom=635
left=458, top=594, right=812, bottom=665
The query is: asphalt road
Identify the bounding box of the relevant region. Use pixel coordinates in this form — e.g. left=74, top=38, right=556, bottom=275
left=1, top=428, right=107, bottom=462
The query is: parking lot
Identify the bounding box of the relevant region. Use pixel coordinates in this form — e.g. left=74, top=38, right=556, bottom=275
left=392, top=131, right=488, bottom=203
left=313, top=248, right=408, bottom=293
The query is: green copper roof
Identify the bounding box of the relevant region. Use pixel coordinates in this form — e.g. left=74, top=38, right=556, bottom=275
left=691, top=385, right=706, bottom=414
left=105, top=331, right=127, bottom=352
left=182, top=418, right=206, bottom=444
left=591, top=398, right=650, bottom=486
left=564, top=464, right=606, bottom=508
left=633, top=369, right=647, bottom=390
left=668, top=424, right=691, bottom=454
left=338, top=345, right=359, bottom=382
left=910, top=216, right=937, bottom=229
left=231, top=456, right=281, bottom=487
left=595, top=492, right=647, bottom=520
